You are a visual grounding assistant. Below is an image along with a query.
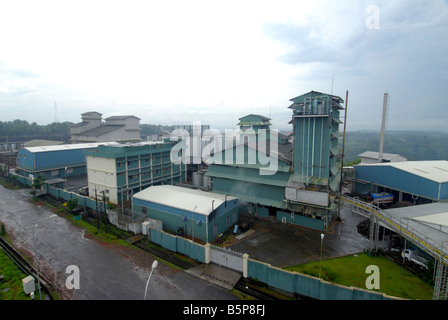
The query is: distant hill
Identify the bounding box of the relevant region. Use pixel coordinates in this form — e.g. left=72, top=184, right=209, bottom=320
left=343, top=131, right=448, bottom=163
left=2, top=119, right=446, bottom=164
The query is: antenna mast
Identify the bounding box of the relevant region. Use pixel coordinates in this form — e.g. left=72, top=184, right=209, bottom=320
left=54, top=102, right=59, bottom=123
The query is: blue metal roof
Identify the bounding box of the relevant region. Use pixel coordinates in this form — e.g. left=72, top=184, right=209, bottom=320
left=17, top=142, right=116, bottom=171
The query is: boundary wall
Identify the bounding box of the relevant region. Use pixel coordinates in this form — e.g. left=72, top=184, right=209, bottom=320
left=148, top=228, right=396, bottom=300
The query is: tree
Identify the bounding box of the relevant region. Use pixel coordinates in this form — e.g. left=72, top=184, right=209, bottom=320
left=30, top=175, right=45, bottom=201
left=345, top=159, right=361, bottom=166
left=66, top=199, right=78, bottom=212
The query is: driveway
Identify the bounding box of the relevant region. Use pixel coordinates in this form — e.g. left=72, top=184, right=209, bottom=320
left=227, top=208, right=372, bottom=267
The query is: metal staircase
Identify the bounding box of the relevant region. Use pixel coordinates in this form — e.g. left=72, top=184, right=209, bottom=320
left=434, top=262, right=448, bottom=300
left=341, top=195, right=448, bottom=300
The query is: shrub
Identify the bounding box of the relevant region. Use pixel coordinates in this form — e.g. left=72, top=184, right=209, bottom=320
left=0, top=222, right=6, bottom=236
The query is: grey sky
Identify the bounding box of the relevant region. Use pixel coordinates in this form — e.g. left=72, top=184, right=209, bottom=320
left=0, top=0, right=447, bottom=132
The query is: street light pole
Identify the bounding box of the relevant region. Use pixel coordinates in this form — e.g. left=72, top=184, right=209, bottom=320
left=319, top=233, right=325, bottom=279
left=33, top=214, right=57, bottom=300
left=144, top=260, right=158, bottom=300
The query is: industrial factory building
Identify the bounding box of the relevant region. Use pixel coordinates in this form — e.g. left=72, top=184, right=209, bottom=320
left=133, top=185, right=239, bottom=243
left=353, top=160, right=448, bottom=204
left=16, top=142, right=116, bottom=181
left=70, top=111, right=142, bottom=143
left=358, top=151, right=407, bottom=164
left=206, top=91, right=345, bottom=231
left=83, top=140, right=187, bottom=204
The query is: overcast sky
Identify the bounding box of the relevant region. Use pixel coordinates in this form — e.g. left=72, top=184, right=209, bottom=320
left=1, top=0, right=447, bottom=132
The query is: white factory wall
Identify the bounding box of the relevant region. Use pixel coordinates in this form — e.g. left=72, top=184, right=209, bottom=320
left=86, top=156, right=118, bottom=203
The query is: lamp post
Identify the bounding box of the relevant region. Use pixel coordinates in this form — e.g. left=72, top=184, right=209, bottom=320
left=207, top=200, right=214, bottom=244
left=33, top=214, right=57, bottom=300
left=144, top=260, right=158, bottom=300
left=319, top=233, right=325, bottom=279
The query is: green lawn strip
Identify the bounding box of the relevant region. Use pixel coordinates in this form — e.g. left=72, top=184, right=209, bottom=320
left=0, top=248, right=32, bottom=300
left=284, top=253, right=434, bottom=300
left=71, top=218, right=132, bottom=247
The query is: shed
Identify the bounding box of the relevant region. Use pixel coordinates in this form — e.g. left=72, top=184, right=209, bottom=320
left=354, top=160, right=448, bottom=202
left=358, top=151, right=407, bottom=164
left=133, top=185, right=239, bottom=243
left=17, top=142, right=116, bottom=180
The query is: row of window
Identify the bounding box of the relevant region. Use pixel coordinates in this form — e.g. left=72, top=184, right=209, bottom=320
left=117, top=155, right=172, bottom=168
left=118, top=168, right=175, bottom=181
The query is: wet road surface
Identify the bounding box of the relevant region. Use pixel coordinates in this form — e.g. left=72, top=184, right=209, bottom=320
left=0, top=185, right=238, bottom=300
left=228, top=208, right=372, bottom=268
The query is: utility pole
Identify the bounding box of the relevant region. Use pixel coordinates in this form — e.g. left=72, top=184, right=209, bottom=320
left=102, top=190, right=108, bottom=234
left=95, top=188, right=99, bottom=231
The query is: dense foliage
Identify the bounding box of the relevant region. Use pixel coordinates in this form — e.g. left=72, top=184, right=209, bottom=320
left=343, top=131, right=448, bottom=163
left=0, top=120, right=174, bottom=142
left=1, top=120, right=447, bottom=163
left=0, top=120, right=72, bottom=142
left=139, top=124, right=172, bottom=136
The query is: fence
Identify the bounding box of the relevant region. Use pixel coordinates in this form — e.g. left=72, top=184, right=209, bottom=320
left=247, top=259, right=395, bottom=300
left=45, top=184, right=100, bottom=212
left=210, top=244, right=244, bottom=272
left=150, top=228, right=206, bottom=263
left=13, top=174, right=33, bottom=187
left=148, top=227, right=397, bottom=300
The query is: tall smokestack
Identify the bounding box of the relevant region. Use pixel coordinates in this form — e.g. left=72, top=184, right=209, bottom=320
left=378, top=93, right=388, bottom=163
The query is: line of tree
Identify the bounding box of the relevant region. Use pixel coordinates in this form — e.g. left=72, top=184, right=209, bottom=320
left=140, top=124, right=172, bottom=136
left=1, top=119, right=447, bottom=163
left=343, top=131, right=448, bottom=163
left=0, top=120, right=174, bottom=142
left=0, top=120, right=72, bottom=142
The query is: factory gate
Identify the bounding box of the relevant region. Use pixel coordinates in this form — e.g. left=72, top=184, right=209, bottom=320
left=210, top=245, right=243, bottom=273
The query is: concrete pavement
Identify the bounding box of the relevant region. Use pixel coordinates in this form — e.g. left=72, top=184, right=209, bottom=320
left=226, top=209, right=372, bottom=268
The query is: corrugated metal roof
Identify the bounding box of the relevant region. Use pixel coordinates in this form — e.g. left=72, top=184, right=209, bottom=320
left=106, top=115, right=141, bottom=120
left=359, top=151, right=406, bottom=161
left=413, top=212, right=448, bottom=228
left=24, top=142, right=118, bottom=153
left=133, top=185, right=238, bottom=216
left=76, top=125, right=124, bottom=137
left=206, top=164, right=291, bottom=186
left=383, top=202, right=448, bottom=239
left=356, top=160, right=448, bottom=183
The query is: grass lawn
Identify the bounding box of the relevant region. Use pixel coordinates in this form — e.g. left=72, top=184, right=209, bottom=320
left=284, top=253, right=434, bottom=300
left=0, top=248, right=32, bottom=300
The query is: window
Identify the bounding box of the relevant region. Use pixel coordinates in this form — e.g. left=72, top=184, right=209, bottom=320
left=142, top=207, right=147, bottom=214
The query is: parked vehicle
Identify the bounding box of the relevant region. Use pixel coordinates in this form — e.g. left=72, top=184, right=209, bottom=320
left=401, top=248, right=428, bottom=269
left=369, top=192, right=394, bottom=205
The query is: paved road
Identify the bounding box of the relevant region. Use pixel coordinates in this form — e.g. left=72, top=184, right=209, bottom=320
left=0, top=185, right=238, bottom=300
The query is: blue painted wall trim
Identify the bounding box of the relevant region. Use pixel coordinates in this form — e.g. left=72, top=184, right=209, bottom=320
left=355, top=165, right=446, bottom=200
